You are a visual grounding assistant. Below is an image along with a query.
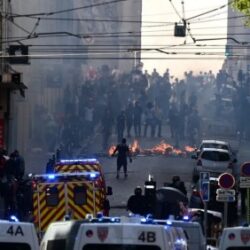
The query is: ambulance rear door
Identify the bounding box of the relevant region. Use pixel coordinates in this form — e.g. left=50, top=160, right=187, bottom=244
left=66, top=180, right=103, bottom=220
left=33, top=181, right=66, bottom=235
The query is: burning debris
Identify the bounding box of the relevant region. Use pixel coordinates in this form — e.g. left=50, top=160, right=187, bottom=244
left=108, top=140, right=196, bottom=157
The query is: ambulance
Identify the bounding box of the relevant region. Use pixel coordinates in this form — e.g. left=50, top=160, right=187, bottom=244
left=40, top=215, right=188, bottom=250
left=219, top=225, right=250, bottom=250
left=0, top=219, right=39, bottom=250
left=32, top=158, right=112, bottom=237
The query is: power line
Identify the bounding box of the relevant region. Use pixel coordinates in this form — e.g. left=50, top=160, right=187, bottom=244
left=10, top=0, right=128, bottom=18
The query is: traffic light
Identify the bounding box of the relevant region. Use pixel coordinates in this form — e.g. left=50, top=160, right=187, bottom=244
left=174, top=23, right=186, bottom=37
left=225, top=45, right=232, bottom=57
left=8, top=45, right=29, bottom=64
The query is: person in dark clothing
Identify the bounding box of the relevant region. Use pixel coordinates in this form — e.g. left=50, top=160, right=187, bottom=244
left=169, top=176, right=187, bottom=196
left=116, top=110, right=126, bottom=143
left=2, top=153, right=18, bottom=219
left=127, top=186, right=146, bottom=215
left=112, top=138, right=132, bottom=179
left=46, top=158, right=55, bottom=173
left=12, top=150, right=25, bottom=180
left=125, top=102, right=134, bottom=138
left=102, top=107, right=113, bottom=151
left=133, top=101, right=143, bottom=137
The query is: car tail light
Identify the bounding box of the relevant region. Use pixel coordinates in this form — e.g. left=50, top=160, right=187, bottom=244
left=197, top=159, right=202, bottom=166
left=192, top=189, right=200, bottom=196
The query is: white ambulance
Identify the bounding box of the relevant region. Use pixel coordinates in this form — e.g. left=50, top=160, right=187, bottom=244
left=219, top=225, right=250, bottom=250
left=155, top=219, right=206, bottom=250
left=0, top=219, right=39, bottom=250
left=40, top=215, right=187, bottom=250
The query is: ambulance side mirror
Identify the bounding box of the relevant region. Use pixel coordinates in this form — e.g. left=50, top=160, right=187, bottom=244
left=106, top=186, right=113, bottom=195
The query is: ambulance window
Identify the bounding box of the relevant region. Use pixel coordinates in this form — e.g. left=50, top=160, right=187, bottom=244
left=83, top=244, right=161, bottom=250
left=46, top=186, right=59, bottom=207
left=0, top=242, right=31, bottom=250
left=47, top=239, right=66, bottom=250
left=226, top=248, right=250, bottom=250
left=74, top=186, right=87, bottom=205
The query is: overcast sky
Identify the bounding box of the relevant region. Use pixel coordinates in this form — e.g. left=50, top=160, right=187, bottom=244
left=142, top=0, right=228, bottom=78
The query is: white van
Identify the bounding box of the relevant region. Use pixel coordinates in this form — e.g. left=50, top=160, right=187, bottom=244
left=0, top=219, right=39, bottom=250
left=155, top=219, right=206, bottom=250
left=219, top=226, right=250, bottom=250
left=40, top=216, right=187, bottom=250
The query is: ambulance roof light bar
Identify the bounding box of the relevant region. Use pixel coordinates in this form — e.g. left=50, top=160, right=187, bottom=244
left=33, top=171, right=100, bottom=180
left=59, top=158, right=99, bottom=164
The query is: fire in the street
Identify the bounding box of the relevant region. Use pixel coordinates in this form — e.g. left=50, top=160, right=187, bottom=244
left=130, top=140, right=140, bottom=154
left=108, top=140, right=196, bottom=157
left=184, top=145, right=196, bottom=152
left=108, top=145, right=116, bottom=156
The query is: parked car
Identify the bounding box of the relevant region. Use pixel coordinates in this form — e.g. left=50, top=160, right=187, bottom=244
left=194, top=139, right=237, bottom=160
left=192, top=148, right=237, bottom=181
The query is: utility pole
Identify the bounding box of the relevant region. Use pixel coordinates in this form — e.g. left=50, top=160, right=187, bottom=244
left=0, top=0, right=11, bottom=151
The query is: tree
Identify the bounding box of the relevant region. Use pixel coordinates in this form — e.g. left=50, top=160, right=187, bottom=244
left=232, top=0, right=250, bottom=26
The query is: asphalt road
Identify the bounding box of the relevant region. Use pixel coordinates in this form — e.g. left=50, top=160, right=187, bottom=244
left=20, top=128, right=250, bottom=218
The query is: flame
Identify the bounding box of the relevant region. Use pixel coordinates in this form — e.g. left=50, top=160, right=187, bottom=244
left=150, top=141, right=173, bottom=155
left=184, top=146, right=196, bottom=153
left=172, top=148, right=184, bottom=156
left=130, top=140, right=141, bottom=154
left=108, top=140, right=195, bottom=157
left=108, top=145, right=116, bottom=156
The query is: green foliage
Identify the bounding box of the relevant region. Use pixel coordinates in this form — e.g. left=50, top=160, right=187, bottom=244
left=232, top=0, right=250, bottom=26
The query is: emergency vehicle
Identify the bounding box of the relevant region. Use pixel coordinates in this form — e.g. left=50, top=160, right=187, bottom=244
left=0, top=219, right=39, bottom=250
left=154, top=219, right=206, bottom=250
left=40, top=214, right=188, bottom=250
left=219, top=225, right=250, bottom=250
left=32, top=158, right=112, bottom=236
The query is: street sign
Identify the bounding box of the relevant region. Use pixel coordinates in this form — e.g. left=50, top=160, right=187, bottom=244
left=241, top=162, right=250, bottom=177
left=240, top=177, right=250, bottom=188
left=216, top=195, right=235, bottom=202
left=216, top=188, right=235, bottom=196
left=218, top=173, right=235, bottom=189
left=200, top=172, right=210, bottom=202
left=200, top=172, right=210, bottom=182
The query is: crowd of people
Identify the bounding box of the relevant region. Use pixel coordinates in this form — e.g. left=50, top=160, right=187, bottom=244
left=31, top=63, right=250, bottom=156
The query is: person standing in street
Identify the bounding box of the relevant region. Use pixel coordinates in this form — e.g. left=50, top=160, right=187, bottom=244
left=112, top=138, right=132, bottom=179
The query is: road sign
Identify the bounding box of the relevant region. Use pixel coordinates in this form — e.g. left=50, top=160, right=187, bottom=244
left=200, top=172, right=210, bottom=182
left=216, top=195, right=235, bottom=202
left=218, top=173, right=235, bottom=189
left=240, top=177, right=250, bottom=188
left=216, top=188, right=235, bottom=196
left=241, top=162, right=250, bottom=177
left=200, top=172, right=210, bottom=202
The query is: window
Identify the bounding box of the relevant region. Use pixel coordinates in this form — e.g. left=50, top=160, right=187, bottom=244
left=46, top=186, right=59, bottom=207
left=0, top=243, right=31, bottom=250
left=226, top=248, right=250, bottom=250
left=47, top=239, right=66, bottom=250
left=201, top=151, right=230, bottom=162
left=83, top=245, right=161, bottom=250
left=73, top=186, right=87, bottom=206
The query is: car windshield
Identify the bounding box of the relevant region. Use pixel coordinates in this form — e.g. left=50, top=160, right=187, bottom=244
left=201, top=143, right=229, bottom=151
left=201, top=151, right=230, bottom=161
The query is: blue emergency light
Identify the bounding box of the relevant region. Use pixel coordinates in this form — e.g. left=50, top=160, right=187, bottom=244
left=183, top=215, right=189, bottom=221
left=10, top=215, right=19, bottom=222
left=166, top=220, right=172, bottom=225
left=48, top=174, right=56, bottom=180
left=59, top=158, right=98, bottom=164
left=34, top=171, right=101, bottom=181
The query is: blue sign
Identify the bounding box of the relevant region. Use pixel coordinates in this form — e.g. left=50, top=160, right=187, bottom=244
left=200, top=172, right=210, bottom=202
left=200, top=182, right=210, bottom=202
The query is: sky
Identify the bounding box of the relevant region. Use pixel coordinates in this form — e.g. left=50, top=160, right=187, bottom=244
left=142, top=0, right=228, bottom=78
